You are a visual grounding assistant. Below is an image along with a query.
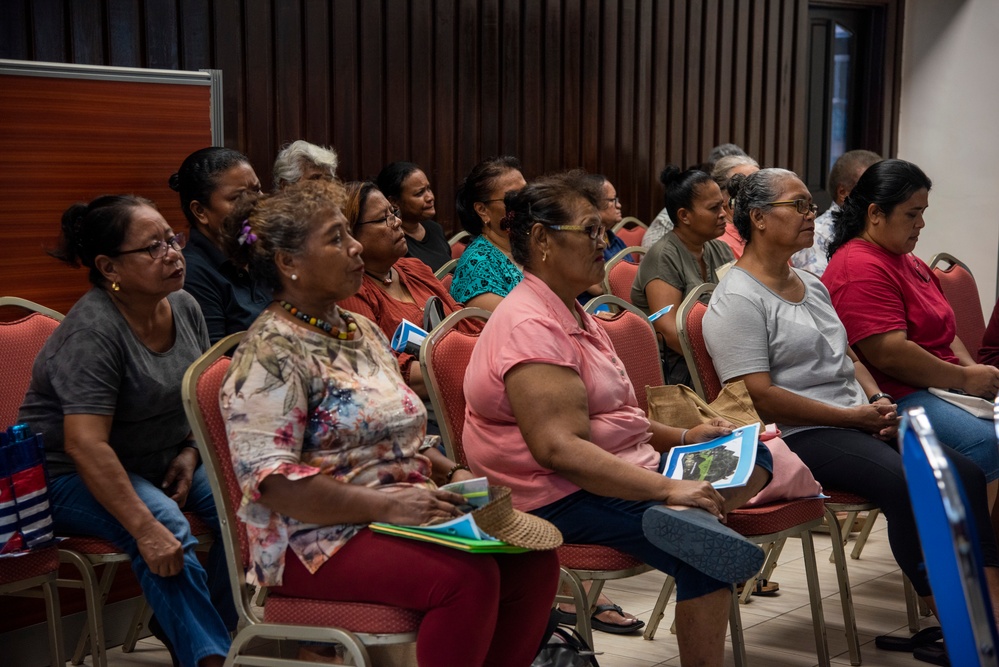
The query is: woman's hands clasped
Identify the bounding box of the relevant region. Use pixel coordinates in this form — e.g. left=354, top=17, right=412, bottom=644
left=850, top=400, right=899, bottom=441
left=381, top=486, right=468, bottom=526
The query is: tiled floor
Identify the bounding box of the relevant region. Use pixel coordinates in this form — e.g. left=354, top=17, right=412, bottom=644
left=103, top=516, right=929, bottom=666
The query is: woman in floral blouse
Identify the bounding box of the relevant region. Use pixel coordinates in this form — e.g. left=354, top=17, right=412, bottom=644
left=218, top=180, right=560, bottom=666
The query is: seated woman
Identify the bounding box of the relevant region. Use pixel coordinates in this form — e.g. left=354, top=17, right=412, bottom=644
left=18, top=195, right=234, bottom=667
left=577, top=172, right=629, bottom=303
left=376, top=161, right=452, bottom=271
left=462, top=171, right=774, bottom=666
left=702, top=167, right=999, bottom=623
left=272, top=139, right=338, bottom=188
left=338, top=180, right=471, bottom=434
left=218, top=180, right=560, bottom=667
left=632, top=166, right=734, bottom=386
left=711, top=154, right=759, bottom=259
left=450, top=156, right=528, bottom=310
left=171, top=146, right=267, bottom=343
left=822, top=159, right=999, bottom=503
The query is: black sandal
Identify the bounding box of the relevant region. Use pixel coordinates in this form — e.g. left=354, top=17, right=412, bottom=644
left=589, top=603, right=645, bottom=635
left=875, top=626, right=943, bottom=652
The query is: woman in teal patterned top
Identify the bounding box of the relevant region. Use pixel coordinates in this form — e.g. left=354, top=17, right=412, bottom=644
left=450, top=156, right=527, bottom=310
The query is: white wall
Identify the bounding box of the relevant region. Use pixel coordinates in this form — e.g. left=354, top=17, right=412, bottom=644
left=898, top=0, right=999, bottom=314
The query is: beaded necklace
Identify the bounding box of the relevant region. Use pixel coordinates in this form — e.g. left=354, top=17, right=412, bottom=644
left=279, top=300, right=358, bottom=340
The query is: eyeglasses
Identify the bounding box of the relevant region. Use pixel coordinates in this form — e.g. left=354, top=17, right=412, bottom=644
left=115, top=233, right=186, bottom=260
left=480, top=198, right=505, bottom=205
left=603, top=196, right=621, bottom=206
left=547, top=224, right=607, bottom=241
left=357, top=208, right=401, bottom=228
left=766, top=199, right=819, bottom=215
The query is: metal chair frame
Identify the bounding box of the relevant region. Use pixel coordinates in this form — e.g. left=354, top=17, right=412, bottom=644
left=600, top=245, right=647, bottom=303
left=0, top=547, right=65, bottom=667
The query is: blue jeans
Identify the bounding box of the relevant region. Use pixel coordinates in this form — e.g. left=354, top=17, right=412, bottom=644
left=51, top=465, right=234, bottom=667
left=897, top=391, right=999, bottom=482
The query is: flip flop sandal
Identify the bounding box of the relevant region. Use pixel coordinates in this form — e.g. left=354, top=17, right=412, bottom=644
left=552, top=605, right=577, bottom=626
left=875, top=626, right=943, bottom=652
left=589, top=603, right=646, bottom=635
left=914, top=642, right=949, bottom=666
left=737, top=579, right=781, bottom=596
left=642, top=506, right=766, bottom=584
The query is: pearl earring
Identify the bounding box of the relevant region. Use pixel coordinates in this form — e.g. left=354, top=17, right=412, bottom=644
left=291, top=274, right=298, bottom=281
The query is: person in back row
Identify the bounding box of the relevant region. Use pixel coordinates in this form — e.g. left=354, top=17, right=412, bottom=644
left=172, top=146, right=267, bottom=343
left=272, top=140, right=339, bottom=189
left=376, top=161, right=452, bottom=271
left=790, top=149, right=880, bottom=275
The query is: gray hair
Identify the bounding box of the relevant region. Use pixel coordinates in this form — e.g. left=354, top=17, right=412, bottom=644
left=712, top=155, right=760, bottom=191
left=708, top=143, right=747, bottom=165
left=731, top=168, right=797, bottom=243
left=272, top=140, right=339, bottom=188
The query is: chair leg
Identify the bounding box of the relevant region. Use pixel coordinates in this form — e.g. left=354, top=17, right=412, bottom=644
left=58, top=550, right=116, bottom=667
left=643, top=576, right=676, bottom=641
left=41, top=578, right=65, bottom=667
left=800, top=530, right=831, bottom=667
left=122, top=599, right=153, bottom=653
left=850, top=509, right=880, bottom=559
left=828, top=510, right=858, bottom=563
left=729, top=586, right=746, bottom=667
left=558, top=568, right=593, bottom=649
left=904, top=576, right=922, bottom=633
left=825, top=507, right=862, bottom=665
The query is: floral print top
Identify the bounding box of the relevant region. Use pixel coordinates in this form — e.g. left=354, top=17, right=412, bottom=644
left=220, top=309, right=431, bottom=586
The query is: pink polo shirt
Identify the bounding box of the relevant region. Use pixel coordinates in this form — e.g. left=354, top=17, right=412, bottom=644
left=462, top=273, right=660, bottom=511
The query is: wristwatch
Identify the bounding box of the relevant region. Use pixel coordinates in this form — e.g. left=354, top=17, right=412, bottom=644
left=868, top=392, right=894, bottom=404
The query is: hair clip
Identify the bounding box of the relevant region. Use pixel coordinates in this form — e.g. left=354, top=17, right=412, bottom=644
left=237, top=219, right=258, bottom=245
left=500, top=209, right=516, bottom=231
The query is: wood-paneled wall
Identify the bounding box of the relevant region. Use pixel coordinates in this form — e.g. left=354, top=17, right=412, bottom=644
left=2, top=0, right=814, bottom=231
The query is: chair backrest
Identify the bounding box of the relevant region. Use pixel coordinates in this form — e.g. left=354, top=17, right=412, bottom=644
left=434, top=257, right=459, bottom=290
left=584, top=295, right=664, bottom=414
left=448, top=231, right=471, bottom=260
left=612, top=217, right=648, bottom=233
left=0, top=298, right=64, bottom=427
left=676, top=283, right=722, bottom=402
left=900, top=406, right=999, bottom=666
left=602, top=246, right=647, bottom=304
left=930, top=253, right=986, bottom=358
left=612, top=225, right=646, bottom=248
left=420, top=308, right=491, bottom=464
left=181, top=332, right=256, bottom=621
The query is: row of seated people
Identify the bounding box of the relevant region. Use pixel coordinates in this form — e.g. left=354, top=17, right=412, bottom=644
left=13, top=146, right=999, bottom=666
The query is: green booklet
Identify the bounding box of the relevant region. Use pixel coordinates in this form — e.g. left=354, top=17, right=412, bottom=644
left=368, top=523, right=528, bottom=553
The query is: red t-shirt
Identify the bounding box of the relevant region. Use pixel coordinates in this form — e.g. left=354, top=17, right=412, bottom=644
left=822, top=238, right=958, bottom=399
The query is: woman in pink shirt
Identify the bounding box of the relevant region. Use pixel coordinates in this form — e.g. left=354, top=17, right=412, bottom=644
left=463, top=171, right=774, bottom=666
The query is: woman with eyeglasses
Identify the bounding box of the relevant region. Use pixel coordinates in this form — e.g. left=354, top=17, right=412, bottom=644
left=703, top=168, right=999, bottom=630
left=171, top=146, right=266, bottom=344
left=375, top=161, right=452, bottom=272
left=450, top=156, right=528, bottom=310
left=822, top=159, right=999, bottom=502
left=463, top=171, right=775, bottom=665
left=631, top=166, right=735, bottom=386
left=338, top=181, right=470, bottom=433
left=576, top=173, right=629, bottom=304
left=18, top=196, right=235, bottom=667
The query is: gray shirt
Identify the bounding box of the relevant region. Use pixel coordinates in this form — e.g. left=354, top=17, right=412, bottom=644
left=702, top=266, right=865, bottom=436
left=18, top=288, right=210, bottom=483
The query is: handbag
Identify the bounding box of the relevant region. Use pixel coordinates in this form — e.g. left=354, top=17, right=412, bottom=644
left=646, top=382, right=822, bottom=505
left=532, top=625, right=600, bottom=667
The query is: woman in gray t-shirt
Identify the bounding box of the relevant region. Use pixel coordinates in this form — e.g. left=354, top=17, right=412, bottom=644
left=702, top=167, right=999, bottom=617
left=17, top=195, right=232, bottom=667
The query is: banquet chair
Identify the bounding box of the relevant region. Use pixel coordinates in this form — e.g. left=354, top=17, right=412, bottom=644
left=420, top=308, right=653, bottom=648
left=183, top=332, right=420, bottom=666
left=434, top=258, right=459, bottom=293
left=610, top=217, right=648, bottom=248
left=930, top=252, right=986, bottom=359
left=583, top=295, right=663, bottom=415
left=676, top=282, right=919, bottom=664
left=0, top=296, right=63, bottom=427
left=601, top=246, right=646, bottom=304
left=448, top=230, right=471, bottom=260
left=900, top=406, right=999, bottom=666
left=0, top=545, right=64, bottom=666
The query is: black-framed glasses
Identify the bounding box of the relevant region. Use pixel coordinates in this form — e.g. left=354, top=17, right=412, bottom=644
left=766, top=199, right=819, bottom=215
left=547, top=223, right=607, bottom=241
left=479, top=198, right=505, bottom=205
left=357, top=208, right=401, bottom=228
left=115, top=233, right=186, bottom=260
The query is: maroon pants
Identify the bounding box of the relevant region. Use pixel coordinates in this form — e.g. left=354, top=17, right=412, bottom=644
left=273, top=529, right=560, bottom=667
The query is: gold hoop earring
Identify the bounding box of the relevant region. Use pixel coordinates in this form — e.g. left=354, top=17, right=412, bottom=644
left=111, top=281, right=120, bottom=292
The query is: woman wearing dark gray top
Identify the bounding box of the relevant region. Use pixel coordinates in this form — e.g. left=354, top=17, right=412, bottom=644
left=17, top=195, right=233, bottom=667
left=702, top=168, right=999, bottom=618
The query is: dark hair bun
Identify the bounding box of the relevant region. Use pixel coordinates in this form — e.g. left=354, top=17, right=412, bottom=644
left=659, top=165, right=682, bottom=187
left=168, top=172, right=181, bottom=192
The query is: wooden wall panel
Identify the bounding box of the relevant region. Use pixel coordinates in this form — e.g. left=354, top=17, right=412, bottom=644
left=0, top=0, right=899, bottom=236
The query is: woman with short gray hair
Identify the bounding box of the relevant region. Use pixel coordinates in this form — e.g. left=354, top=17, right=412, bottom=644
left=272, top=140, right=339, bottom=189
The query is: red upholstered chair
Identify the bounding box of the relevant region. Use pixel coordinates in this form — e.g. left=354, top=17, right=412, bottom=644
left=0, top=296, right=63, bottom=427
left=448, top=230, right=471, bottom=260
left=420, top=309, right=652, bottom=647
left=930, top=253, right=986, bottom=359
left=601, top=246, right=646, bottom=304
left=0, top=545, right=64, bottom=666
left=183, top=333, right=420, bottom=666
left=611, top=217, right=648, bottom=248
left=583, top=295, right=664, bottom=415
left=434, top=258, right=459, bottom=295
left=675, top=283, right=919, bottom=665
